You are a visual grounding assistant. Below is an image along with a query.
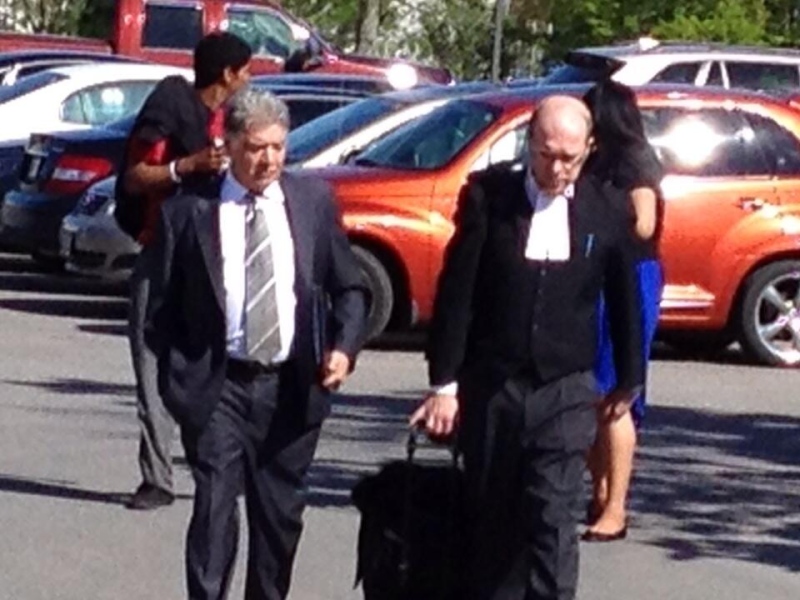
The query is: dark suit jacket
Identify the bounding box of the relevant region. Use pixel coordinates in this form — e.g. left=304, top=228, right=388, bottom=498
left=144, top=171, right=368, bottom=433
left=426, top=167, right=644, bottom=401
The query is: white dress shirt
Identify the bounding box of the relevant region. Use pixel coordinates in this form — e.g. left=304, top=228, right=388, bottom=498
left=433, top=172, right=574, bottom=397
left=220, top=173, right=296, bottom=363
left=524, top=171, right=572, bottom=262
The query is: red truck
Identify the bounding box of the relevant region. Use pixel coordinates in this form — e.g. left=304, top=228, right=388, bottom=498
left=0, top=0, right=452, bottom=85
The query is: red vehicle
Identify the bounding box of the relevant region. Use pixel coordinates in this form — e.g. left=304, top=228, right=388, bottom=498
left=312, top=85, right=800, bottom=366
left=0, top=0, right=452, bottom=85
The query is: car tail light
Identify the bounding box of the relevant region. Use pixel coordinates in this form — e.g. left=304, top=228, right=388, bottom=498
left=43, top=155, right=114, bottom=196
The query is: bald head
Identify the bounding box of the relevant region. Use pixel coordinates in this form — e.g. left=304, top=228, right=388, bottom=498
left=531, top=95, right=592, bottom=140
left=527, top=95, right=593, bottom=195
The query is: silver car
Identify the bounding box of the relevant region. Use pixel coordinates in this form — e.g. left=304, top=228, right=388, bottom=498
left=59, top=176, right=139, bottom=280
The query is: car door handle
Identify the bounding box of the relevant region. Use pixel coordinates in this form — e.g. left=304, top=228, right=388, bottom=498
left=737, top=197, right=765, bottom=211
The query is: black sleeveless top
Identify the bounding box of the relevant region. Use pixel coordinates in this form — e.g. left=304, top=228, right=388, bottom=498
left=588, top=143, right=664, bottom=261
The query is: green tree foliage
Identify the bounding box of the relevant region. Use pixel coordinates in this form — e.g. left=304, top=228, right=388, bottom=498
left=6, top=0, right=89, bottom=34
left=7, top=0, right=800, bottom=80
left=77, top=0, right=115, bottom=39
left=413, top=0, right=495, bottom=79
left=282, top=0, right=362, bottom=50
left=652, top=0, right=770, bottom=45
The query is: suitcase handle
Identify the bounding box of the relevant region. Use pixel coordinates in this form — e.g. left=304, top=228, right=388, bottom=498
left=406, top=425, right=459, bottom=467
left=400, top=425, right=462, bottom=597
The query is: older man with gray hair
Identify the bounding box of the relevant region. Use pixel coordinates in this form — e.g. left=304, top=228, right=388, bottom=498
left=144, top=87, right=368, bottom=599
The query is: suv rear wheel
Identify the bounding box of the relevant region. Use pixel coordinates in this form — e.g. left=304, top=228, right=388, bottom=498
left=739, top=260, right=800, bottom=366
left=352, top=246, right=393, bottom=341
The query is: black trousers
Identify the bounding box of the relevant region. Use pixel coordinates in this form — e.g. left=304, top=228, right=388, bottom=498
left=181, top=366, right=322, bottom=600
left=460, top=371, right=597, bottom=600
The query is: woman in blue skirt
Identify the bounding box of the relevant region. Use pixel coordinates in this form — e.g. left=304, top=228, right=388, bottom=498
left=582, top=80, right=664, bottom=542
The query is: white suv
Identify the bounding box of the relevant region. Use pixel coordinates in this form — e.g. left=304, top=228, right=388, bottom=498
left=542, top=38, right=800, bottom=92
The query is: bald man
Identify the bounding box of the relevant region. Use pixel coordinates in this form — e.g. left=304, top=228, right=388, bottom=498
left=412, top=96, right=644, bottom=599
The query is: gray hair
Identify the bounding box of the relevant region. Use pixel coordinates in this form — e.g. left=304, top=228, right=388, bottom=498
left=224, top=87, right=290, bottom=138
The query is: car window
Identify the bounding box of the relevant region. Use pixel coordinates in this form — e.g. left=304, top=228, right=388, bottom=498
left=285, top=98, right=357, bottom=129
left=287, top=97, right=402, bottom=164
left=641, top=107, right=771, bottom=177
left=542, top=64, right=608, bottom=84
left=1, top=61, right=82, bottom=85
left=471, top=124, right=527, bottom=173
left=707, top=62, right=724, bottom=86
left=354, top=99, right=498, bottom=171
left=725, top=62, right=800, bottom=91
left=744, top=112, right=800, bottom=175
left=0, top=72, right=66, bottom=104
left=226, top=8, right=297, bottom=59
left=143, top=3, right=204, bottom=50
left=652, top=62, right=702, bottom=84
left=61, top=81, right=157, bottom=126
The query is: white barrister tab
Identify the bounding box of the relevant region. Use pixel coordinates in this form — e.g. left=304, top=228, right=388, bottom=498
left=524, top=175, right=572, bottom=262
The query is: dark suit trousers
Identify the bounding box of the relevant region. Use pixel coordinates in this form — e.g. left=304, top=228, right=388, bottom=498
left=181, top=367, right=322, bottom=600
left=460, top=371, right=597, bottom=600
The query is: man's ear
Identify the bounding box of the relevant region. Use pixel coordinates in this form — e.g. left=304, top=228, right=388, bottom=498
left=222, top=66, right=235, bottom=86
left=586, top=135, right=596, bottom=152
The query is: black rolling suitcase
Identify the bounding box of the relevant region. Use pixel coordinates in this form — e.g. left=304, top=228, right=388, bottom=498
left=351, top=429, right=465, bottom=600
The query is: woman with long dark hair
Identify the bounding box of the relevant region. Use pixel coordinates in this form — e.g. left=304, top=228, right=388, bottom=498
left=582, top=80, right=664, bottom=541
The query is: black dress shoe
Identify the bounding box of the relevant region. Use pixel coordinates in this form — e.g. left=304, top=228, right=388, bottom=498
left=581, top=526, right=627, bottom=543
left=125, top=484, right=175, bottom=510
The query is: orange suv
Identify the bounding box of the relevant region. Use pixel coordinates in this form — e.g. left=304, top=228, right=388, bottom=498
left=310, top=84, right=800, bottom=367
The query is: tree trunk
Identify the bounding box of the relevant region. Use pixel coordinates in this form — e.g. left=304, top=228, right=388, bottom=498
left=492, top=0, right=511, bottom=81
left=356, top=0, right=380, bottom=54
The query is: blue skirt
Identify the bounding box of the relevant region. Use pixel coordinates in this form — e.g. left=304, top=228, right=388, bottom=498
left=594, top=259, right=663, bottom=428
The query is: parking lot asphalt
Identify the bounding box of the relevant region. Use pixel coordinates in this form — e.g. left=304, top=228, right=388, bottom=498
left=0, top=252, right=798, bottom=600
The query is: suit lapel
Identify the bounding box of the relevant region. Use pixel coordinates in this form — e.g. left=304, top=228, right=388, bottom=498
left=192, top=200, right=226, bottom=310
left=511, top=172, right=534, bottom=254
left=281, top=173, right=314, bottom=289
left=570, top=174, right=605, bottom=260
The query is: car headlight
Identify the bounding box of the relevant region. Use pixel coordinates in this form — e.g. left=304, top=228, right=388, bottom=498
left=386, top=63, right=418, bottom=90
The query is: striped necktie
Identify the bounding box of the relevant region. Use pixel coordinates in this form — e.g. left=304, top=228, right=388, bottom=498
left=244, top=193, right=282, bottom=365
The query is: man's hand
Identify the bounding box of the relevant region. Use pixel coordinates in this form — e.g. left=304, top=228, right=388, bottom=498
left=410, top=393, right=459, bottom=438
left=321, top=350, right=350, bottom=390
left=600, top=388, right=638, bottom=422
left=179, top=144, right=228, bottom=175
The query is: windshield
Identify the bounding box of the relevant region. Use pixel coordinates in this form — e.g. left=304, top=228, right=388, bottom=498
left=104, top=115, right=136, bottom=132
left=354, top=99, right=499, bottom=171
left=0, top=72, right=66, bottom=104
left=287, top=97, right=402, bottom=164
left=542, top=63, right=609, bottom=84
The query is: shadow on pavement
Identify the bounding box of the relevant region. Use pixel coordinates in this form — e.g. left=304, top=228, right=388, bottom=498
left=0, top=475, right=130, bottom=505
left=306, top=392, right=416, bottom=509
left=307, top=392, right=800, bottom=573
left=78, top=322, right=129, bottom=336
left=0, top=253, right=126, bottom=297
left=651, top=342, right=758, bottom=367
left=0, top=474, right=193, bottom=506
left=5, top=377, right=135, bottom=397
left=634, top=406, right=800, bottom=572
left=0, top=297, right=128, bottom=320
left=307, top=392, right=449, bottom=510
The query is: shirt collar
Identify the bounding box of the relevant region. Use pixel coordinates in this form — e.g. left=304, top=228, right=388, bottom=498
left=221, top=171, right=284, bottom=205
left=524, top=170, right=575, bottom=208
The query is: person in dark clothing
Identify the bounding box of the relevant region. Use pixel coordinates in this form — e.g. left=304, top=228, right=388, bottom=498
left=145, top=88, right=367, bottom=600
left=582, top=79, right=665, bottom=541
left=123, top=31, right=252, bottom=511
left=411, top=96, right=644, bottom=600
